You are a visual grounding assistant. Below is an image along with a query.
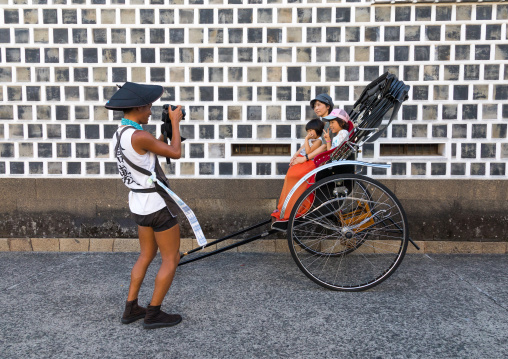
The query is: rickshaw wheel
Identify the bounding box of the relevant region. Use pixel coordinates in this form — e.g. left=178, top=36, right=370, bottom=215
left=287, top=173, right=408, bottom=291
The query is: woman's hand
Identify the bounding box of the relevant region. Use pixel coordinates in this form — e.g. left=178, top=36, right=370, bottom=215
left=291, top=156, right=306, bottom=166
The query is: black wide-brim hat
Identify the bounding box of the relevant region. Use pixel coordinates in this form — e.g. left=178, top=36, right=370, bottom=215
left=105, top=82, right=164, bottom=110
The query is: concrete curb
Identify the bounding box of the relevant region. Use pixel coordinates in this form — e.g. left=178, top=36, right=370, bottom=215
left=1, top=238, right=507, bottom=254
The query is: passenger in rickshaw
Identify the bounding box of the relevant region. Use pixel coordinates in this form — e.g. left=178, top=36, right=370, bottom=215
left=322, top=108, right=350, bottom=152
left=272, top=95, right=351, bottom=221
left=286, top=93, right=334, bottom=169
left=288, top=119, right=324, bottom=167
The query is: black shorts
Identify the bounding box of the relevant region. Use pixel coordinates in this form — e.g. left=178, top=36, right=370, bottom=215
left=131, top=207, right=178, bottom=232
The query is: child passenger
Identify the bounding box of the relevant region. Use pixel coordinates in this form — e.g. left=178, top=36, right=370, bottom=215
left=289, top=119, right=325, bottom=167
left=271, top=119, right=326, bottom=221
left=322, top=108, right=350, bottom=151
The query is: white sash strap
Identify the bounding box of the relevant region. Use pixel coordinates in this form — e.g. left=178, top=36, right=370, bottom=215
left=149, top=173, right=207, bottom=247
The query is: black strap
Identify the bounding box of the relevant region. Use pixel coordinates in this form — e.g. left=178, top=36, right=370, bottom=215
left=130, top=187, right=157, bottom=193
left=115, top=126, right=160, bottom=194
left=116, top=126, right=172, bottom=188
left=115, top=126, right=178, bottom=217
left=115, top=126, right=152, bottom=177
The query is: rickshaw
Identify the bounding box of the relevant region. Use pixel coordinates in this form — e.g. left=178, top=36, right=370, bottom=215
left=174, top=73, right=418, bottom=291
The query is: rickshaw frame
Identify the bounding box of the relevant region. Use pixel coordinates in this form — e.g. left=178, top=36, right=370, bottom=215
left=178, top=72, right=417, bottom=291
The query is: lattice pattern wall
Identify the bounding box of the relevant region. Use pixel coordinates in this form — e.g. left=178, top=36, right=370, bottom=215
left=0, top=0, right=507, bottom=178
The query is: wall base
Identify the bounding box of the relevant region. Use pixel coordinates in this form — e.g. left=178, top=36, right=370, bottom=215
left=1, top=238, right=507, bottom=255
left=0, top=178, right=507, bottom=242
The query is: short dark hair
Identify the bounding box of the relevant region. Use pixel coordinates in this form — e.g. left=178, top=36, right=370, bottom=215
left=305, top=118, right=325, bottom=136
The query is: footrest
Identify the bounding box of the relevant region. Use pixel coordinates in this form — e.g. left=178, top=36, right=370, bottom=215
left=271, top=220, right=288, bottom=232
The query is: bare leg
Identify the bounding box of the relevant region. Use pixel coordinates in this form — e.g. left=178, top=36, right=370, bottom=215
left=150, top=224, right=181, bottom=306
left=126, top=226, right=158, bottom=301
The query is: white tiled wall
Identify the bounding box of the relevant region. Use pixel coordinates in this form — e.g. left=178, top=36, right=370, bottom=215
left=0, top=0, right=507, bottom=178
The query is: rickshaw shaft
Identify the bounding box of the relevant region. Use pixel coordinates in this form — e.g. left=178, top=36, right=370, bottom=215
left=178, top=228, right=278, bottom=266
left=180, top=219, right=272, bottom=257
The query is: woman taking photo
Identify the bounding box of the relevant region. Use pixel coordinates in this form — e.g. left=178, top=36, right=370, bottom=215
left=107, top=82, right=184, bottom=329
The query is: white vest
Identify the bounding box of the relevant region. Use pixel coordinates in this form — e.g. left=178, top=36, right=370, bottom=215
left=113, top=127, right=166, bottom=215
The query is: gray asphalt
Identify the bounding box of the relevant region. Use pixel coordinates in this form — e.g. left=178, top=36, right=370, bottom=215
left=0, top=251, right=507, bottom=359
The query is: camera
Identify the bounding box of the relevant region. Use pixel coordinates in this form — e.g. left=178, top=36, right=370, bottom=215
left=162, top=104, right=186, bottom=122
left=161, top=104, right=187, bottom=141
left=161, top=104, right=186, bottom=163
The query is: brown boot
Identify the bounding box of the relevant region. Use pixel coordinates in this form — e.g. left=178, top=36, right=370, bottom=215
left=143, top=305, right=182, bottom=329
left=121, top=298, right=146, bottom=324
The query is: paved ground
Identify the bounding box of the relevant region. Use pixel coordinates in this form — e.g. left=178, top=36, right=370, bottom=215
left=0, top=251, right=507, bottom=359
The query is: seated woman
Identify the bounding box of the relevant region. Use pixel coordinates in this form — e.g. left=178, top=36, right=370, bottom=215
left=272, top=107, right=350, bottom=222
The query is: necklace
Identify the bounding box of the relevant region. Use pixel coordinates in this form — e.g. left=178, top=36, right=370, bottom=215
left=121, top=118, right=143, bottom=131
